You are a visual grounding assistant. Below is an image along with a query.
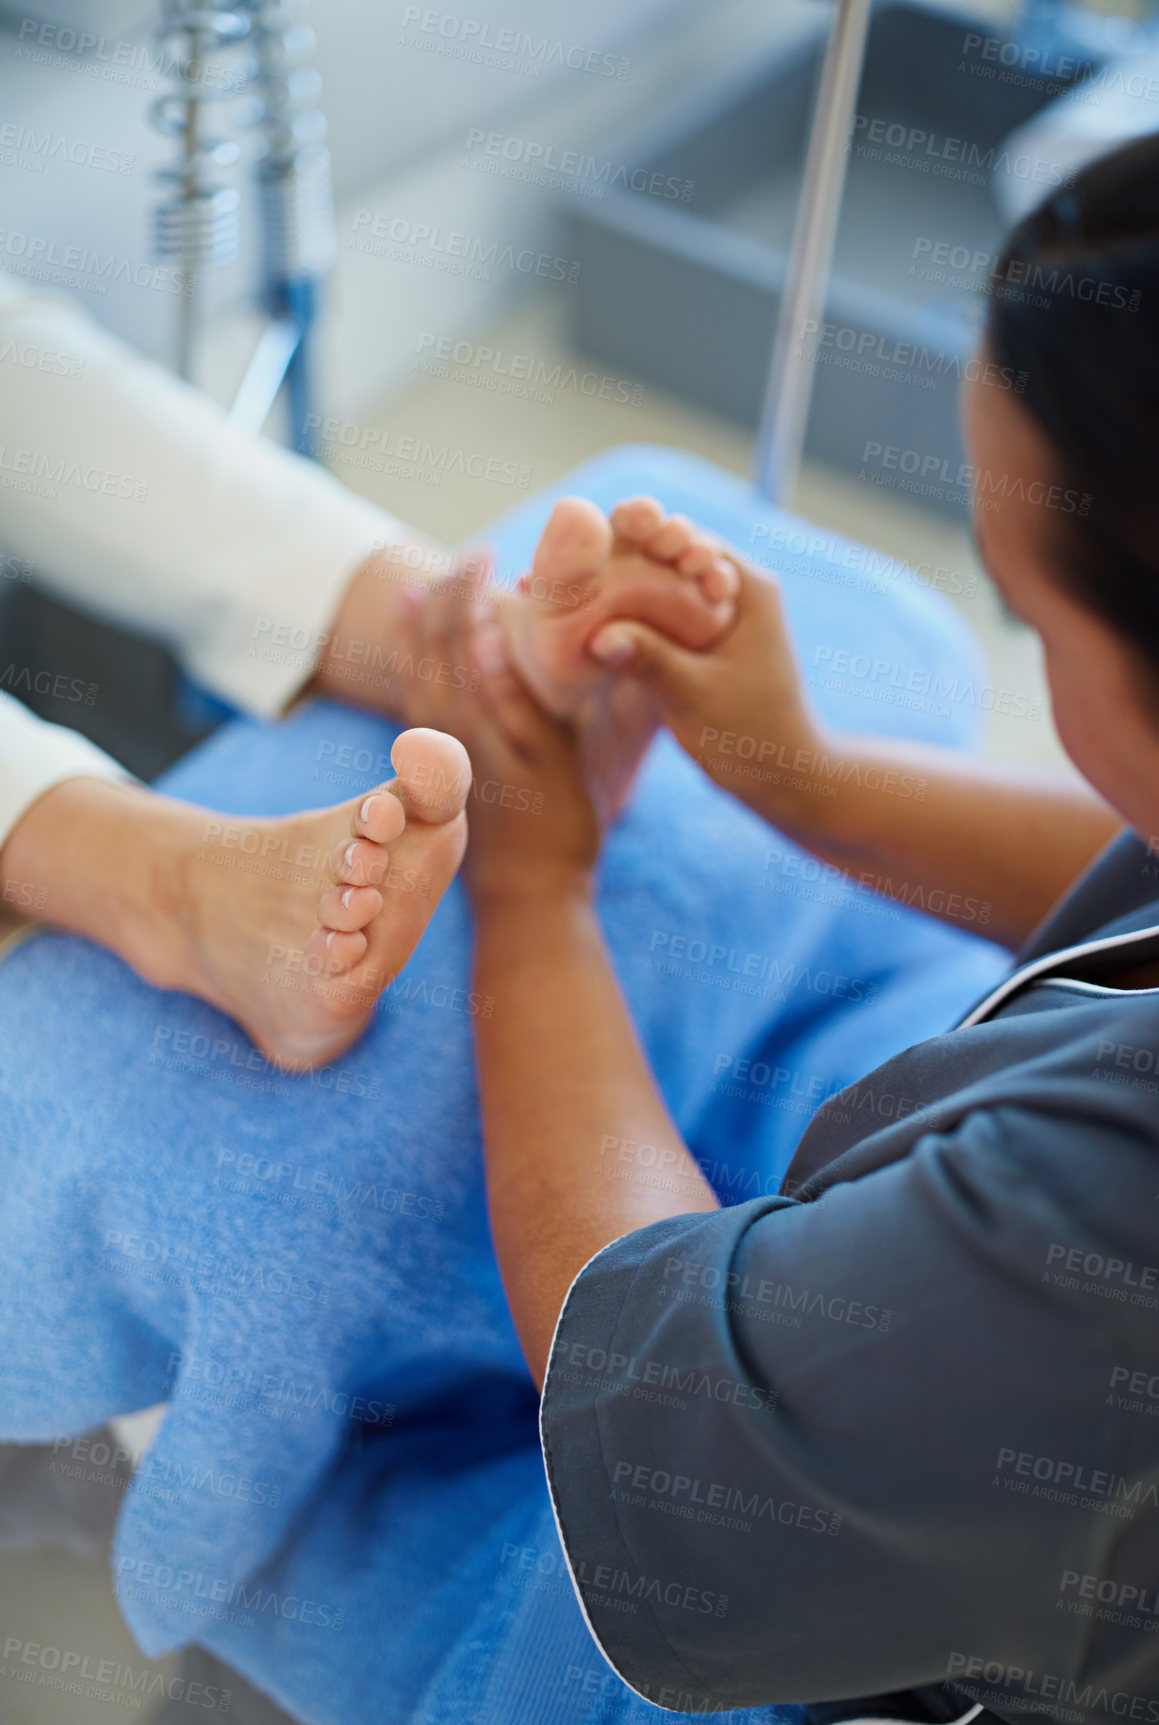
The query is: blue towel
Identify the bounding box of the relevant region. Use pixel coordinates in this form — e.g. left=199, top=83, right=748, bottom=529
left=0, top=449, right=1010, bottom=1723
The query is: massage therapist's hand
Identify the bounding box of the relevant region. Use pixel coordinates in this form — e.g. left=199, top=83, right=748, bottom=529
left=398, top=559, right=602, bottom=905
left=309, top=543, right=483, bottom=719
left=586, top=550, right=827, bottom=827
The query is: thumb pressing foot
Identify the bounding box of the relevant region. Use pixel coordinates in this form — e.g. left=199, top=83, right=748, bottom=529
left=588, top=620, right=702, bottom=696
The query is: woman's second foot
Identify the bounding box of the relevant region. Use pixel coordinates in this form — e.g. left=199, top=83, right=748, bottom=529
left=141, top=728, right=470, bottom=1070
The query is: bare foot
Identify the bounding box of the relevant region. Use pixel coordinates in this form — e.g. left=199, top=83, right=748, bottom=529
left=161, top=727, right=470, bottom=1070
left=503, top=496, right=738, bottom=718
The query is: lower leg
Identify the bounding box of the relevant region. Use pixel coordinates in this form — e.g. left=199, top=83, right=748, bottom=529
left=0, top=727, right=471, bottom=1070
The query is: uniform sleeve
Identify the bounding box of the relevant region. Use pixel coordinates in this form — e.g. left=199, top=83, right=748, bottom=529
left=0, top=688, right=131, bottom=847
left=0, top=274, right=405, bottom=715
left=539, top=1108, right=1124, bottom=1713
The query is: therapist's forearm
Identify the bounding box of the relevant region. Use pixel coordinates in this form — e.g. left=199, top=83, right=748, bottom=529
left=473, top=887, right=718, bottom=1388
left=740, top=724, right=1119, bottom=949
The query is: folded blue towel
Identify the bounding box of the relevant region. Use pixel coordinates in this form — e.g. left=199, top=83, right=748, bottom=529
left=0, top=449, right=1010, bottom=1723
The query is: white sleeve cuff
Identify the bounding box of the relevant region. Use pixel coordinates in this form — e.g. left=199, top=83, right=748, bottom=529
left=0, top=277, right=410, bottom=718
left=0, top=691, right=132, bottom=850
left=181, top=484, right=398, bottom=717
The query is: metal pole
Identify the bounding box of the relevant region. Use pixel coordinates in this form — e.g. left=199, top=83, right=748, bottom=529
left=753, top=0, right=872, bottom=503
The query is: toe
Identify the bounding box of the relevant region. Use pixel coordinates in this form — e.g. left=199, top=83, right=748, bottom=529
left=318, top=883, right=382, bottom=932
left=353, top=790, right=407, bottom=845
left=305, top=925, right=368, bottom=977
left=337, top=837, right=392, bottom=888
left=701, top=557, right=740, bottom=604
left=645, top=514, right=697, bottom=561
left=354, top=790, right=406, bottom=845
left=610, top=496, right=665, bottom=541
left=530, top=497, right=612, bottom=588
left=676, top=540, right=719, bottom=580
left=390, top=728, right=472, bottom=824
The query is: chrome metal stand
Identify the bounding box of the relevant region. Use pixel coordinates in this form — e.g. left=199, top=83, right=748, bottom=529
left=753, top=0, right=872, bottom=503
left=151, top=0, right=335, bottom=453
left=151, top=4, right=247, bottom=382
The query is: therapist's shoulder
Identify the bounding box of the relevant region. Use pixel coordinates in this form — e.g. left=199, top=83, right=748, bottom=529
left=540, top=1104, right=1159, bottom=1712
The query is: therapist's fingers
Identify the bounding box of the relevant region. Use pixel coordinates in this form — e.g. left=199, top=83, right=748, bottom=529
left=419, top=549, right=490, bottom=658
left=402, top=549, right=493, bottom=729
left=586, top=618, right=708, bottom=715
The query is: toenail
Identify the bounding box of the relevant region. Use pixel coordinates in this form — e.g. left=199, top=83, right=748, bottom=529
left=344, top=842, right=359, bottom=871
left=360, top=796, right=376, bottom=824
left=342, top=887, right=354, bottom=909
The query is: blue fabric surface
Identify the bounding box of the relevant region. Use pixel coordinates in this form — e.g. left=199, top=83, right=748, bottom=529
left=0, top=448, right=1011, bottom=1723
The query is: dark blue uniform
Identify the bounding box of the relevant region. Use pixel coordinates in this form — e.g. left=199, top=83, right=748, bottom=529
left=541, top=832, right=1159, bottom=1723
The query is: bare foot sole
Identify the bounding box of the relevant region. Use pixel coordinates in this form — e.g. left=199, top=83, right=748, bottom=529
left=504, top=496, right=738, bottom=717
left=167, top=727, right=470, bottom=1071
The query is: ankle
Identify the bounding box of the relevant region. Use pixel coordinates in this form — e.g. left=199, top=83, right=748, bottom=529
left=0, top=777, right=194, bottom=983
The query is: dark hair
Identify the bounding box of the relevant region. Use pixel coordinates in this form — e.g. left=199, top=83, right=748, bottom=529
left=986, top=132, right=1159, bottom=666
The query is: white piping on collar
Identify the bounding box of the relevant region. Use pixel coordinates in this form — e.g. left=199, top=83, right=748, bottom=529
left=957, top=924, right=1159, bottom=1029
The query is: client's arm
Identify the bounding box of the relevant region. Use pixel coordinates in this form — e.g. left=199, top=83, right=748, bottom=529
left=584, top=512, right=1119, bottom=949
left=0, top=273, right=446, bottom=723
